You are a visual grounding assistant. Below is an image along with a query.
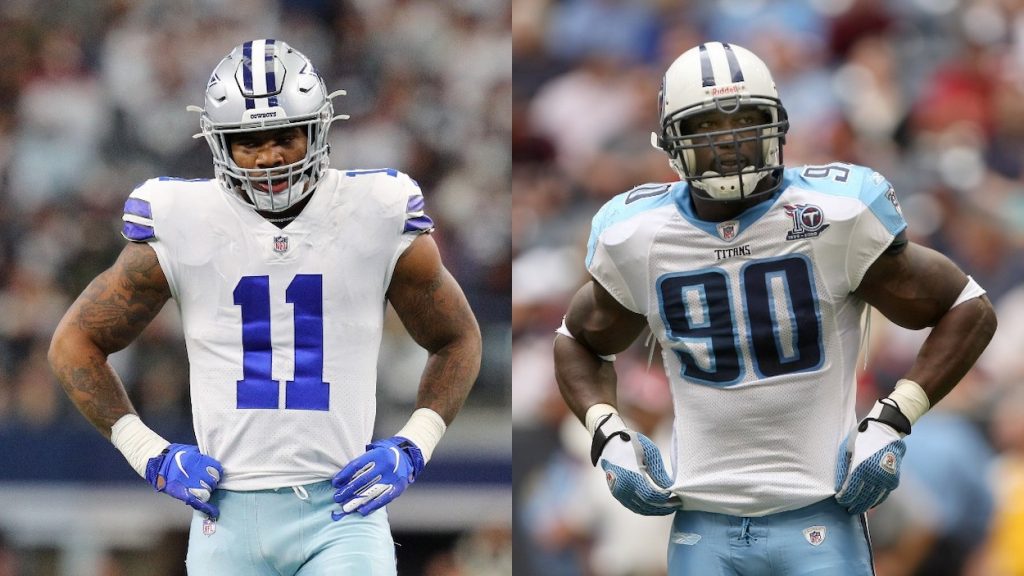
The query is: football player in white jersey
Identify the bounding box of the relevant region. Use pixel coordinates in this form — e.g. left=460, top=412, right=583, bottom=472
left=48, top=39, right=481, bottom=575
left=553, top=42, right=996, bottom=575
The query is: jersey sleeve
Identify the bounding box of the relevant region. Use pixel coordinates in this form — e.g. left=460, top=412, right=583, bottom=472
left=366, top=169, right=434, bottom=290
left=122, top=180, right=158, bottom=242
left=585, top=196, right=642, bottom=313
left=846, top=169, right=908, bottom=290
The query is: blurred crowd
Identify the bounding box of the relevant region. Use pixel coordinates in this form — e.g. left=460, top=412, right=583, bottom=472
left=513, top=1, right=1024, bottom=575
left=0, top=0, right=510, bottom=575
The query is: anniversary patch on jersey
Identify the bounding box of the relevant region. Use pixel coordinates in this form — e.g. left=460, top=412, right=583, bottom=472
left=784, top=204, right=830, bottom=240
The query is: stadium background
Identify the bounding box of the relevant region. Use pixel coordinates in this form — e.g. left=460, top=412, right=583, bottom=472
left=0, top=1, right=511, bottom=575
left=513, top=1, right=1024, bottom=575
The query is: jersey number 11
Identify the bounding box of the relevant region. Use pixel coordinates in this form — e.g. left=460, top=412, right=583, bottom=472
left=233, top=274, right=330, bottom=411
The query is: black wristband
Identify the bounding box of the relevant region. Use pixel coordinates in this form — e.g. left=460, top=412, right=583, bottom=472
left=590, top=413, right=631, bottom=466
left=859, top=399, right=912, bottom=436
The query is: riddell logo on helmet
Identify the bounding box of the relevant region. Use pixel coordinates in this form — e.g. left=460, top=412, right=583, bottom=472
left=709, top=84, right=743, bottom=96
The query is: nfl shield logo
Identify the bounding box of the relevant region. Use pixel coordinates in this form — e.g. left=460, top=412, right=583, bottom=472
left=717, top=220, right=739, bottom=241
left=202, top=517, right=217, bottom=536
left=273, top=235, right=289, bottom=254
left=803, top=525, right=826, bottom=546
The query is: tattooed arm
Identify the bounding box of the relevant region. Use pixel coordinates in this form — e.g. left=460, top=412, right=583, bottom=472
left=48, top=242, right=171, bottom=438
left=386, top=234, right=482, bottom=424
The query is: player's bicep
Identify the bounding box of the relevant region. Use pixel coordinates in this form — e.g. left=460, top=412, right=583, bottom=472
left=563, top=279, right=647, bottom=356
left=855, top=242, right=967, bottom=330
left=56, top=242, right=172, bottom=355
left=387, top=235, right=480, bottom=353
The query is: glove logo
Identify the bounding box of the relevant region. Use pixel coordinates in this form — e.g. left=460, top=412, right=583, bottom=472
left=605, top=469, right=617, bottom=490
left=881, top=452, right=898, bottom=474
left=174, top=450, right=190, bottom=478
left=802, top=525, right=826, bottom=546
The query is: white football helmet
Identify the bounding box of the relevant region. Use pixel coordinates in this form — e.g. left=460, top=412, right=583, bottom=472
left=652, top=42, right=789, bottom=201
left=188, top=39, right=349, bottom=212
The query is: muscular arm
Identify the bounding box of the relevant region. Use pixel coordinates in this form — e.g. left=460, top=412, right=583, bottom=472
left=855, top=242, right=997, bottom=405
left=386, top=235, right=482, bottom=424
left=553, top=280, right=648, bottom=423
left=48, top=242, right=171, bottom=438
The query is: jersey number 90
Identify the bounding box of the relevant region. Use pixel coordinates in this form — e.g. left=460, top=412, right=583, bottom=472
left=657, top=255, right=823, bottom=386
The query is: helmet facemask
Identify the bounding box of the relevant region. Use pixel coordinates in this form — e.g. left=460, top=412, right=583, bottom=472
left=660, top=96, right=789, bottom=202
left=201, top=104, right=335, bottom=213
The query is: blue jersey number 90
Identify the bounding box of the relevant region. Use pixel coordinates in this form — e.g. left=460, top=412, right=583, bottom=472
left=657, top=255, right=823, bottom=386
left=234, top=274, right=329, bottom=410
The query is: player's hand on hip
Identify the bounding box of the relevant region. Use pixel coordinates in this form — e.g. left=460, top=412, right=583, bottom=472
left=331, top=436, right=425, bottom=520
left=835, top=399, right=911, bottom=515
left=145, top=443, right=223, bottom=519
left=592, top=413, right=681, bottom=516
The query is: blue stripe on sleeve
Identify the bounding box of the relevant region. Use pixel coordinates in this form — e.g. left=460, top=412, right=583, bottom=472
left=124, top=197, right=152, bottom=219
left=122, top=221, right=155, bottom=241
left=407, top=195, right=425, bottom=213
left=404, top=214, right=434, bottom=233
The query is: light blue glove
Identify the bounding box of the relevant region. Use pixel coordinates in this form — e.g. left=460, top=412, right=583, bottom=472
left=592, top=414, right=681, bottom=516
left=835, top=399, right=910, bottom=515
left=332, top=436, right=425, bottom=520
left=145, top=443, right=223, bottom=519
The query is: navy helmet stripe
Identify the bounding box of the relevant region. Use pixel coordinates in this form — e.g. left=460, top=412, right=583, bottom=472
left=265, top=38, right=277, bottom=94
left=242, top=41, right=255, bottom=109
left=242, top=41, right=254, bottom=92
left=722, top=43, right=745, bottom=83
left=698, top=44, right=715, bottom=87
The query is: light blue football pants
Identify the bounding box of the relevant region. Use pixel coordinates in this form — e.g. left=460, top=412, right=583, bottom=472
left=185, top=480, right=397, bottom=575
left=667, top=497, right=874, bottom=575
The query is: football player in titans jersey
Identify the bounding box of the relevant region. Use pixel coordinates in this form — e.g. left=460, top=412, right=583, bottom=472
left=48, top=39, right=481, bottom=575
left=553, top=41, right=996, bottom=575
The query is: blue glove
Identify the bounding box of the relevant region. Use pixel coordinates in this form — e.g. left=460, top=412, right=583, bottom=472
left=835, top=399, right=910, bottom=515
left=145, top=443, right=223, bottom=519
left=592, top=414, right=681, bottom=516
left=331, top=436, right=425, bottom=520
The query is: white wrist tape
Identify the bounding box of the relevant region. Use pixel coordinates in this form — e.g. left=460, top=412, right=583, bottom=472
left=110, top=414, right=170, bottom=478
left=952, top=276, right=986, bottom=309
left=556, top=317, right=616, bottom=362
left=395, top=408, right=447, bottom=463
left=888, top=379, right=931, bottom=426
left=585, top=403, right=619, bottom=437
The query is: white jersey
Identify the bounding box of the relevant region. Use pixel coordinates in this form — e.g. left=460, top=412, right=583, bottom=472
left=121, top=168, right=433, bottom=490
left=587, top=164, right=907, bottom=516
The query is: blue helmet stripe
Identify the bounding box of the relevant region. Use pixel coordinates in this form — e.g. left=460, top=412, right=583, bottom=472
left=698, top=44, right=715, bottom=87
left=722, top=43, right=745, bottom=83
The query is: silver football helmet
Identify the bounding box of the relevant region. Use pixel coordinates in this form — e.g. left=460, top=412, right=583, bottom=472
left=188, top=39, right=348, bottom=212
left=652, top=42, right=789, bottom=201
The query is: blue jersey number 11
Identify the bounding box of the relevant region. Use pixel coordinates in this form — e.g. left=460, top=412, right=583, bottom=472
left=233, top=274, right=329, bottom=411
